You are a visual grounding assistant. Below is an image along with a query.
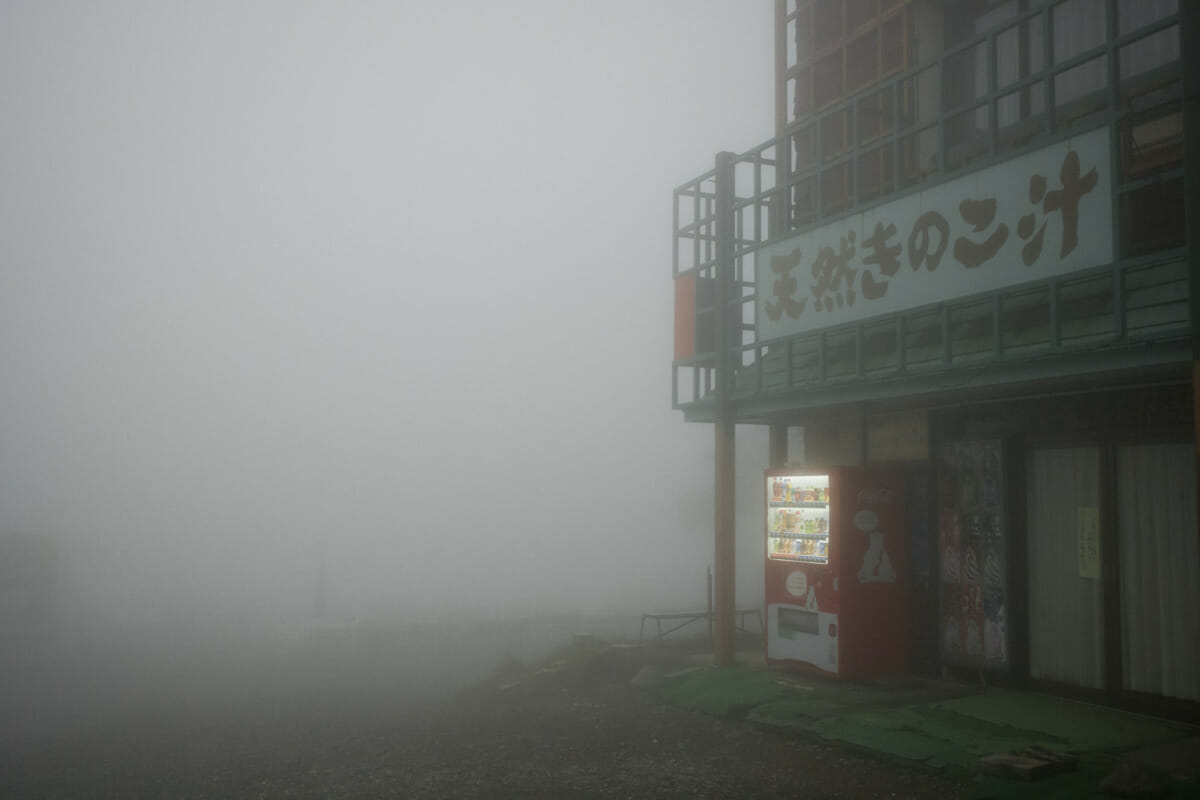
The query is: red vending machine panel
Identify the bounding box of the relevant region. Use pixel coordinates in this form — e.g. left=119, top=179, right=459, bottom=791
left=765, top=467, right=907, bottom=679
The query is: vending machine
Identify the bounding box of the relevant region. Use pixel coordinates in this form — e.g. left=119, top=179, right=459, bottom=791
left=765, top=467, right=908, bottom=679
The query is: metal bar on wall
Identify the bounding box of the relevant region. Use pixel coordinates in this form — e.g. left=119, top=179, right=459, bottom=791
left=851, top=94, right=859, bottom=209
left=892, top=75, right=901, bottom=196
left=1043, top=4, right=1055, bottom=136
left=1106, top=0, right=1125, bottom=339
left=775, top=0, right=788, bottom=140
left=818, top=329, right=826, bottom=382
left=988, top=28, right=999, bottom=160
left=786, top=336, right=794, bottom=389
left=1179, top=0, right=1200, bottom=551
left=672, top=190, right=680, bottom=278
left=855, top=322, right=863, bottom=378
left=1050, top=280, right=1060, bottom=349
left=942, top=303, right=951, bottom=364
left=992, top=293, right=1002, bottom=358
left=1100, top=442, right=1122, bottom=695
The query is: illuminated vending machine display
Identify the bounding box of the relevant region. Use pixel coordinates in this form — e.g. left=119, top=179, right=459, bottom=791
left=764, top=467, right=908, bottom=679
left=767, top=474, right=830, bottom=564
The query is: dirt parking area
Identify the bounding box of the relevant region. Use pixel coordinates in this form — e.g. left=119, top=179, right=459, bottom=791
left=2, top=637, right=967, bottom=798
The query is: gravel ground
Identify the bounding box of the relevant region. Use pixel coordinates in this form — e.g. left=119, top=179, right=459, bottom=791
left=2, top=639, right=968, bottom=799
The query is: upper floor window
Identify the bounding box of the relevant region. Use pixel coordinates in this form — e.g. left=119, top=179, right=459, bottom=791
left=785, top=0, right=911, bottom=126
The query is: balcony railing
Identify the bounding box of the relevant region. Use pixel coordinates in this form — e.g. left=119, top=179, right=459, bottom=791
left=672, top=0, right=1187, bottom=416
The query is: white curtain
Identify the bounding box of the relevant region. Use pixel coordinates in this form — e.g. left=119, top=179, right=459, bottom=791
left=1027, top=447, right=1105, bottom=688
left=1117, top=444, right=1200, bottom=700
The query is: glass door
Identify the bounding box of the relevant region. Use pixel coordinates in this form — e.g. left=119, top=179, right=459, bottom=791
left=1025, top=447, right=1105, bottom=688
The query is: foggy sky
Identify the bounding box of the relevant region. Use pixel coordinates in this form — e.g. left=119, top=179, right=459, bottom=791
left=0, top=1, right=774, bottom=625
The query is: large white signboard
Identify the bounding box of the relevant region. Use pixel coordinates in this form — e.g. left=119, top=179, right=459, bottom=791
left=756, top=128, right=1112, bottom=340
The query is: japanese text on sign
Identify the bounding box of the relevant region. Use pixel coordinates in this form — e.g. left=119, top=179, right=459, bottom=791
left=756, top=129, right=1112, bottom=340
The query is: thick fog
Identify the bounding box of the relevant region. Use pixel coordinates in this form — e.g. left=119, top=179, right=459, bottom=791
left=0, top=1, right=776, bottom=635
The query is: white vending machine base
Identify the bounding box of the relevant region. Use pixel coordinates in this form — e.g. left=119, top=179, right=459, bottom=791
left=766, top=604, right=838, bottom=674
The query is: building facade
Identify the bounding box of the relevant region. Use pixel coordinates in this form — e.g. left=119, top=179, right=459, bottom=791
left=673, top=0, right=1198, bottom=718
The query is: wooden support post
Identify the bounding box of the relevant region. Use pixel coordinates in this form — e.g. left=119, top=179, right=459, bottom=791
left=713, top=150, right=737, bottom=668
left=714, top=419, right=736, bottom=665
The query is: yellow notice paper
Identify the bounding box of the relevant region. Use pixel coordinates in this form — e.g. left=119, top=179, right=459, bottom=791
left=1077, top=506, right=1101, bottom=579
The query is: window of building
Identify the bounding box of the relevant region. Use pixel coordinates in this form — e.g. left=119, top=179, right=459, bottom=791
left=792, top=176, right=817, bottom=228
left=847, top=29, right=881, bottom=93
left=1120, top=178, right=1185, bottom=258
left=792, top=71, right=813, bottom=119
left=813, top=51, right=845, bottom=109
left=1054, top=56, right=1108, bottom=130
left=880, top=14, right=905, bottom=73
left=792, top=123, right=816, bottom=172
left=1122, top=109, right=1182, bottom=179
left=848, top=0, right=878, bottom=33
left=996, top=15, right=1045, bottom=89
left=814, top=0, right=843, bottom=45
left=1118, top=25, right=1181, bottom=110
left=784, top=0, right=911, bottom=124
left=857, top=144, right=894, bottom=204
left=996, top=82, right=1046, bottom=151
left=1053, top=0, right=1107, bottom=62
left=943, top=41, right=986, bottom=111
left=821, top=108, right=851, bottom=159
left=1117, top=0, right=1177, bottom=36
left=856, top=85, right=894, bottom=145
left=821, top=162, right=852, bottom=216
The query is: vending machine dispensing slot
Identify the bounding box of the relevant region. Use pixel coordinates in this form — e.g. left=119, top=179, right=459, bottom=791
left=778, top=606, right=820, bottom=637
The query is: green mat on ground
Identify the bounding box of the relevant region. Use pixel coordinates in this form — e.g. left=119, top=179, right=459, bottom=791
left=663, top=667, right=1195, bottom=787
left=808, top=714, right=960, bottom=762
left=661, top=667, right=787, bottom=717
left=749, top=698, right=856, bottom=725
left=803, top=706, right=1069, bottom=767
left=935, top=691, right=1190, bottom=753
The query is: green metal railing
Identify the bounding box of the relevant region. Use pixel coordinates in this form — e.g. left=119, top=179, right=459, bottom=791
left=672, top=0, right=1188, bottom=417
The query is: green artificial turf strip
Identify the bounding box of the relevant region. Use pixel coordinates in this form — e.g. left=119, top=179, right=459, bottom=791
left=936, top=691, right=1190, bottom=752
left=808, top=714, right=960, bottom=761
left=661, top=667, right=786, bottom=717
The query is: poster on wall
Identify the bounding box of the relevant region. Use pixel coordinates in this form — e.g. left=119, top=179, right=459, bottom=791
left=938, top=439, right=1009, bottom=670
